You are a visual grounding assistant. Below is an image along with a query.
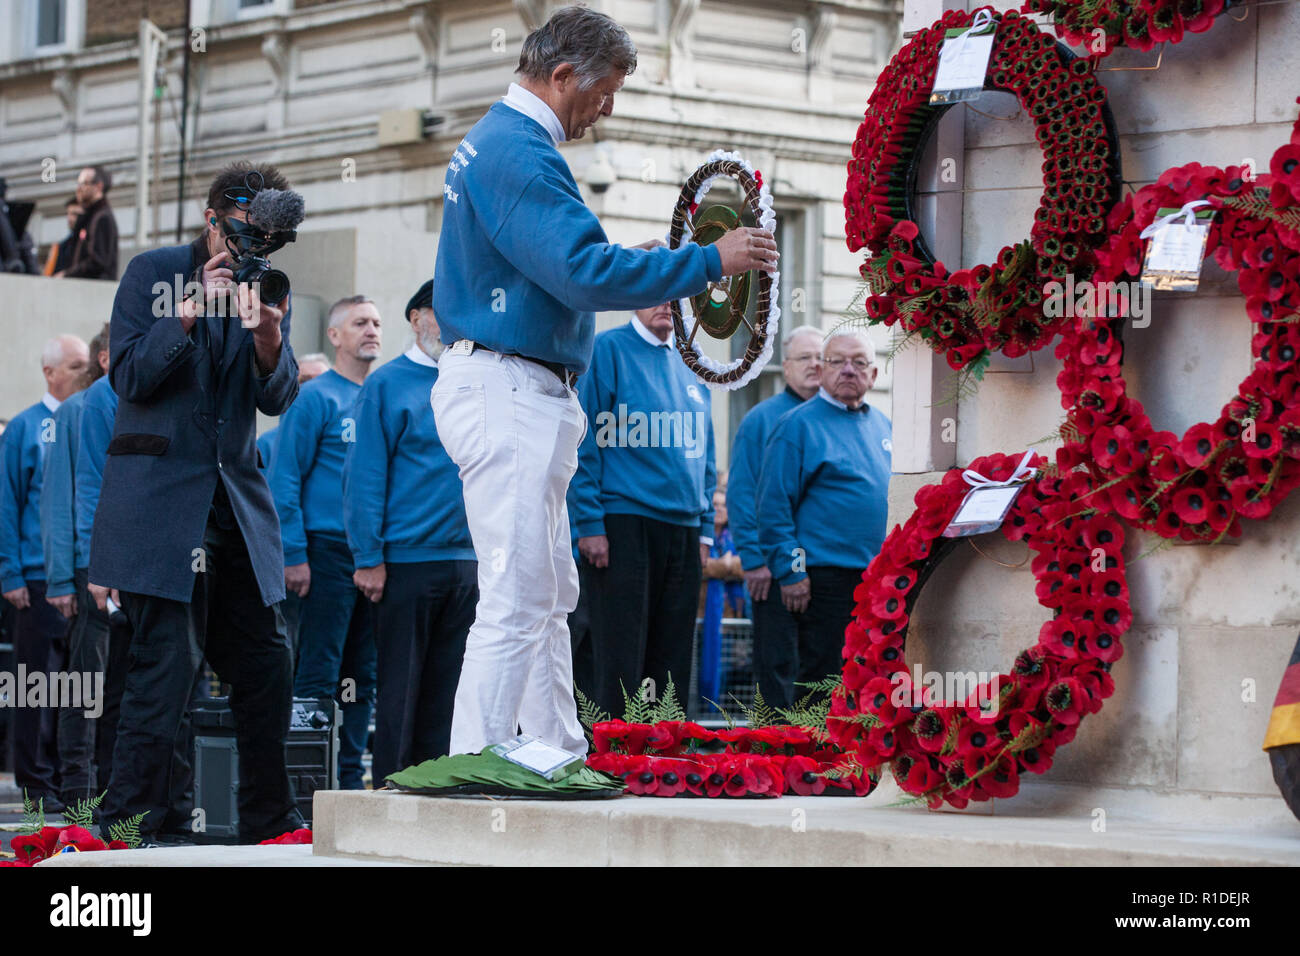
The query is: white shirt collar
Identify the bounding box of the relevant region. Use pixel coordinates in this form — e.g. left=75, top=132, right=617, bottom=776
left=404, top=343, right=438, bottom=368
left=631, top=316, right=673, bottom=349
left=502, top=83, right=566, bottom=147
left=41, top=392, right=61, bottom=413
left=817, top=386, right=868, bottom=412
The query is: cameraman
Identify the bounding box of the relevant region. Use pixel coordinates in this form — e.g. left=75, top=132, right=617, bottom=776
left=89, top=161, right=304, bottom=845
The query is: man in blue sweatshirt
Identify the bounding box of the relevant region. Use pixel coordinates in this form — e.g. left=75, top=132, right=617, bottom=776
left=726, top=325, right=824, bottom=607
left=270, top=295, right=381, bottom=789
left=257, top=353, right=330, bottom=474
left=2, top=334, right=88, bottom=811
left=430, top=5, right=776, bottom=755
left=755, top=330, right=892, bottom=709
left=41, top=324, right=109, bottom=804
left=570, top=305, right=716, bottom=714
left=77, top=335, right=132, bottom=805
left=344, top=280, right=478, bottom=783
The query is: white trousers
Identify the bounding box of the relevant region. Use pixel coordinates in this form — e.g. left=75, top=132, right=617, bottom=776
left=431, top=348, right=588, bottom=755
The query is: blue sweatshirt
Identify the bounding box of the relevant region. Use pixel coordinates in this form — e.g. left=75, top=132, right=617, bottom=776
left=569, top=321, right=716, bottom=538
left=75, top=376, right=118, bottom=571
left=342, top=350, right=476, bottom=567
left=268, top=369, right=361, bottom=565
left=757, top=390, right=892, bottom=585
left=434, top=102, right=723, bottom=375
left=41, top=390, right=86, bottom=597
left=726, top=387, right=806, bottom=572
left=1, top=399, right=57, bottom=592
left=257, top=427, right=277, bottom=473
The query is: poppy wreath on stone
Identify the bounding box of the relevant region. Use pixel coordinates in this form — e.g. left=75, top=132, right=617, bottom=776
left=1054, top=114, right=1300, bottom=541
left=844, top=7, right=1122, bottom=371
left=1020, top=0, right=1231, bottom=58
left=587, top=722, right=878, bottom=797
left=830, top=452, right=1130, bottom=809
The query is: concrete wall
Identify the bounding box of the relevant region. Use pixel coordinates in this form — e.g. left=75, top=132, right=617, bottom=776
left=888, top=1, right=1299, bottom=802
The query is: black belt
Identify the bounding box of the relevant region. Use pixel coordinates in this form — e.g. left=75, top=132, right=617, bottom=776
left=463, top=341, right=579, bottom=389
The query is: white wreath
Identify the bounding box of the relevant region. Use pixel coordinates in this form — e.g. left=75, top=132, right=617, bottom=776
left=674, top=149, right=781, bottom=391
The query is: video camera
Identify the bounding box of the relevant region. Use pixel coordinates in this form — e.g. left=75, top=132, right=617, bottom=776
left=219, top=172, right=305, bottom=306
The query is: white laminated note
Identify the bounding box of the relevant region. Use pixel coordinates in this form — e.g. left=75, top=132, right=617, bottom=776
left=931, top=30, right=995, bottom=103
left=1144, top=222, right=1210, bottom=276
left=942, top=484, right=1025, bottom=538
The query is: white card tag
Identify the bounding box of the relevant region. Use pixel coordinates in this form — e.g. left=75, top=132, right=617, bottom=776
left=489, top=734, right=588, bottom=780
left=931, top=27, right=995, bottom=104
left=1141, top=221, right=1211, bottom=291
left=942, top=483, right=1025, bottom=538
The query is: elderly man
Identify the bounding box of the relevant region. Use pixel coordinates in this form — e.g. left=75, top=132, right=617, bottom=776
left=1, top=334, right=89, bottom=811
left=727, top=325, right=823, bottom=606
left=755, top=329, right=891, bottom=708
left=270, top=295, right=381, bottom=789
left=57, top=166, right=118, bottom=281
left=569, top=303, right=716, bottom=714
left=430, top=4, right=776, bottom=755
left=90, top=161, right=301, bottom=845
left=345, top=280, right=477, bottom=782
left=40, top=325, right=109, bottom=805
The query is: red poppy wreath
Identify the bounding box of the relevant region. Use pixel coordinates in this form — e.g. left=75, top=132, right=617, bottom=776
left=844, top=7, right=1122, bottom=371
left=1021, top=0, right=1231, bottom=58
left=1055, top=115, right=1300, bottom=542
left=830, top=452, right=1130, bottom=808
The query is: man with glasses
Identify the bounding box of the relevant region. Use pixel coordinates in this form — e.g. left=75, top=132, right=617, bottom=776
left=753, top=329, right=891, bottom=708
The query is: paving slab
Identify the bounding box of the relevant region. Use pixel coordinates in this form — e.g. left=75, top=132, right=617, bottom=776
left=35, top=843, right=419, bottom=867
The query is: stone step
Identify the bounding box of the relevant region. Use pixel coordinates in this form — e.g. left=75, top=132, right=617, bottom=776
left=310, top=781, right=1300, bottom=867
left=36, top=843, right=419, bottom=867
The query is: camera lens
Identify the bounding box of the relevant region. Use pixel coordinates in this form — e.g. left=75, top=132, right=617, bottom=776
left=255, top=268, right=290, bottom=305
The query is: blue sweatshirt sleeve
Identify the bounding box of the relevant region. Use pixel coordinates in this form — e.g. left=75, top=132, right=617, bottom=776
left=0, top=421, right=31, bottom=594
left=268, top=388, right=323, bottom=566
left=40, top=407, right=76, bottom=598
left=757, top=419, right=808, bottom=587
left=701, top=410, right=717, bottom=540
left=343, top=384, right=391, bottom=569
left=479, top=156, right=722, bottom=313
left=726, top=414, right=764, bottom=571
left=569, top=345, right=613, bottom=540
left=76, top=397, right=113, bottom=571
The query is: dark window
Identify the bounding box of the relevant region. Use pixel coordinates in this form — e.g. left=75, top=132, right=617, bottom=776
left=36, top=0, right=65, bottom=47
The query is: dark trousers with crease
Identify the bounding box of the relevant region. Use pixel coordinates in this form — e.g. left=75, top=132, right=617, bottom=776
left=371, top=559, right=477, bottom=785
left=751, top=565, right=861, bottom=710
left=57, top=568, right=117, bottom=801
left=10, top=579, right=70, bottom=801
left=580, top=513, right=701, bottom=717
left=102, top=515, right=298, bottom=843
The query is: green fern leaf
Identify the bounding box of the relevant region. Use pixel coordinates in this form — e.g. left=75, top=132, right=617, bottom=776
left=63, top=791, right=106, bottom=830
left=107, top=811, right=149, bottom=849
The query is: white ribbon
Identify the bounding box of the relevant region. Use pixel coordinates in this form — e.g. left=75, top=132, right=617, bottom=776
left=1138, top=199, right=1211, bottom=240
left=940, top=8, right=995, bottom=62
left=962, top=449, right=1037, bottom=489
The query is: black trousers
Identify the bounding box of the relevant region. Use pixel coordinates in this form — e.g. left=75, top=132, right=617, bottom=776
left=10, top=579, right=70, bottom=801
left=372, top=559, right=477, bottom=785
left=580, top=513, right=702, bottom=717
left=96, top=603, right=132, bottom=800
left=102, top=515, right=299, bottom=843
left=57, top=568, right=118, bottom=801
left=751, top=565, right=861, bottom=710
left=567, top=575, right=595, bottom=704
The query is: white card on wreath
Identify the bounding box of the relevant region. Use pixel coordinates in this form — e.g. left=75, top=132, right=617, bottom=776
left=942, top=484, right=1025, bottom=538
left=930, top=31, right=995, bottom=103
left=1141, top=221, right=1211, bottom=289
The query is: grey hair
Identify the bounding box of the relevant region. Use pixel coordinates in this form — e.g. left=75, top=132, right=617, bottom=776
left=824, top=327, right=877, bottom=364
left=298, top=352, right=331, bottom=367
left=327, top=295, right=375, bottom=328
left=782, top=324, right=824, bottom=352
left=517, top=4, right=637, bottom=91
left=41, top=335, right=79, bottom=369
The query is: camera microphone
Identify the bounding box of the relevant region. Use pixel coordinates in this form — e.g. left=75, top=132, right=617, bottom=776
left=247, top=188, right=305, bottom=233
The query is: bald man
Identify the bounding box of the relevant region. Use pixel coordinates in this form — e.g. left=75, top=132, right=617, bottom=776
left=1, top=334, right=89, bottom=811
left=268, top=296, right=381, bottom=788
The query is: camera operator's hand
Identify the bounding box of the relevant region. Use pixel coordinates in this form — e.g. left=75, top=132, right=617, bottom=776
left=179, top=250, right=237, bottom=332
left=284, top=562, right=310, bottom=598
left=354, top=564, right=386, bottom=604
left=88, top=583, right=111, bottom=612
left=238, top=282, right=286, bottom=376
left=714, top=226, right=779, bottom=277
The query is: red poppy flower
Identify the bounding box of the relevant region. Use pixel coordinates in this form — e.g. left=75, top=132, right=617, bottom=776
left=649, top=758, right=690, bottom=797
left=10, top=826, right=63, bottom=865
left=721, top=757, right=760, bottom=797
left=1044, top=677, right=1087, bottom=725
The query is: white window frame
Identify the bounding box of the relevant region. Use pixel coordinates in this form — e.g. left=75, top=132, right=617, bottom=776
left=26, top=0, right=84, bottom=60
left=233, top=0, right=293, bottom=22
